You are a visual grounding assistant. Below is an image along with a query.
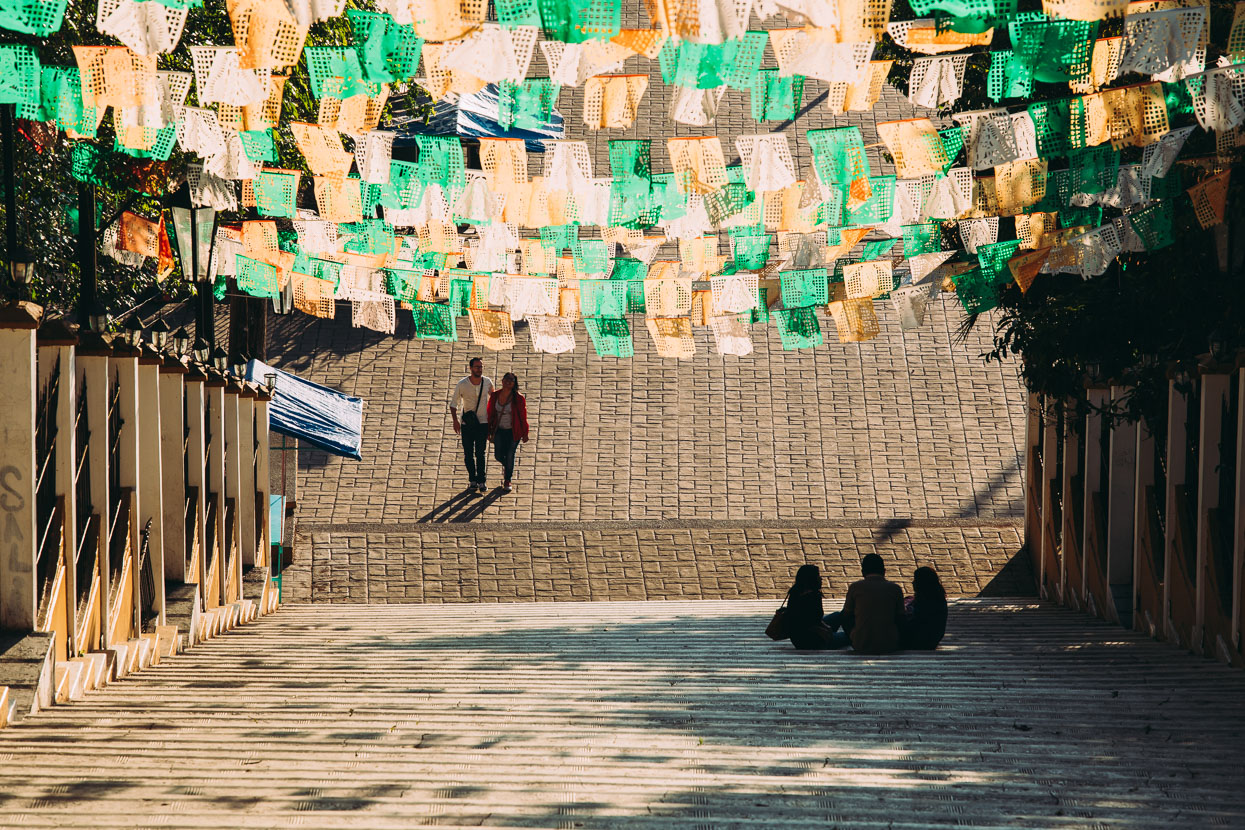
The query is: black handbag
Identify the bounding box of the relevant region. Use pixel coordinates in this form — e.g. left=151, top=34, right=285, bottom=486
left=765, top=599, right=788, bottom=640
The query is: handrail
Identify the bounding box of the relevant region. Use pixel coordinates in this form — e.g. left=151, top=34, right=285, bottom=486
left=35, top=500, right=61, bottom=572
left=34, top=450, right=54, bottom=499
left=74, top=513, right=94, bottom=565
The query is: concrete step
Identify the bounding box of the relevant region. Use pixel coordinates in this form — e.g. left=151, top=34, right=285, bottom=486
left=0, top=599, right=1241, bottom=829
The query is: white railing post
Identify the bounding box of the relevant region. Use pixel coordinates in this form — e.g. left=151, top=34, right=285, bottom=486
left=205, top=375, right=226, bottom=609
left=37, top=319, right=78, bottom=656
left=76, top=334, right=111, bottom=650
left=1107, top=386, right=1138, bottom=587
left=1060, top=398, right=1081, bottom=606
left=223, top=379, right=242, bottom=602
left=1083, top=387, right=1109, bottom=605
left=184, top=364, right=208, bottom=591
left=255, top=388, right=272, bottom=569
left=0, top=303, right=42, bottom=631
left=1039, top=399, right=1059, bottom=599
left=1163, top=375, right=1190, bottom=645
left=159, top=354, right=187, bottom=586
left=1133, top=413, right=1157, bottom=636
left=138, top=345, right=166, bottom=624
left=238, top=386, right=257, bottom=567
left=113, top=340, right=142, bottom=639
left=1234, top=366, right=1245, bottom=654
left=1195, top=368, right=1230, bottom=656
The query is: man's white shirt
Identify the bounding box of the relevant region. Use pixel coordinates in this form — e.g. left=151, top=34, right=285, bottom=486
left=452, top=376, right=493, bottom=421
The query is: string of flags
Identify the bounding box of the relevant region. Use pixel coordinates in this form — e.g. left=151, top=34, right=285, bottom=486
left=1, top=0, right=1241, bottom=357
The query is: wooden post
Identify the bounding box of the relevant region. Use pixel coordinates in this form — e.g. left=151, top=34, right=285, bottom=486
left=159, top=354, right=188, bottom=585
left=0, top=303, right=42, bottom=631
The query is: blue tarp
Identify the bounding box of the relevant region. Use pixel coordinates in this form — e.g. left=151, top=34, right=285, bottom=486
left=392, top=84, right=563, bottom=153
left=245, top=360, right=364, bottom=461
left=456, top=85, right=564, bottom=152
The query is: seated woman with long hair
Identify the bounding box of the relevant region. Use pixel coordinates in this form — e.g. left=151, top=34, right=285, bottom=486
left=784, top=565, right=837, bottom=650
left=900, top=566, right=948, bottom=650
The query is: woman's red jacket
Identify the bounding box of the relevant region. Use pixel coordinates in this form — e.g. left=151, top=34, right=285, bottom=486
left=486, top=390, right=529, bottom=440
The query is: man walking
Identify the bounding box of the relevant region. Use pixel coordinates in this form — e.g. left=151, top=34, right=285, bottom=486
left=450, top=357, right=494, bottom=493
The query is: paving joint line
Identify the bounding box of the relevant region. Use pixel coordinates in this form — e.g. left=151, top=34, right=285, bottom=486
left=298, top=517, right=1025, bottom=534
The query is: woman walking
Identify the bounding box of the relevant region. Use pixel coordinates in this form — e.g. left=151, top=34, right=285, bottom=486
left=487, top=372, right=529, bottom=492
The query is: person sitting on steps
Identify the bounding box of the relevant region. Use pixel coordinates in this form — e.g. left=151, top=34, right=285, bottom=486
left=823, top=554, right=905, bottom=655
left=783, top=565, right=841, bottom=650
left=900, top=566, right=948, bottom=650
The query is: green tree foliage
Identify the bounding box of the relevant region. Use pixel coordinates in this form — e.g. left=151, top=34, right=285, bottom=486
left=879, top=0, right=1244, bottom=422
left=0, top=0, right=428, bottom=318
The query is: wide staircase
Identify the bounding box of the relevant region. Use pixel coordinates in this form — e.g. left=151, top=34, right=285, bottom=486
left=0, top=598, right=1243, bottom=828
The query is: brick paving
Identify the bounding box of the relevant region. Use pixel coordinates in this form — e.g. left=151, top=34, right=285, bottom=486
left=272, top=301, right=1025, bottom=525
left=296, top=522, right=1030, bottom=604
left=269, top=60, right=1028, bottom=603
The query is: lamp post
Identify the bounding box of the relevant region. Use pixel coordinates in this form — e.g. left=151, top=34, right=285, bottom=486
left=170, top=183, right=218, bottom=352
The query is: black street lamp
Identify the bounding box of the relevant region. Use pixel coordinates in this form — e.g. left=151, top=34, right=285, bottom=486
left=170, top=182, right=219, bottom=351
left=211, top=346, right=228, bottom=374
left=150, top=317, right=171, bottom=351
left=122, top=315, right=144, bottom=349
left=172, top=326, right=191, bottom=356
left=9, top=244, right=34, bottom=299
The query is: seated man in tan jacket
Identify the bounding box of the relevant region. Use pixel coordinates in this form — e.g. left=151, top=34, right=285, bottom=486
left=826, top=554, right=905, bottom=654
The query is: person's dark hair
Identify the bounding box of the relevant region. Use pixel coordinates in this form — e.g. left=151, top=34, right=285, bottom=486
left=502, top=371, right=519, bottom=391
left=468, top=357, right=482, bottom=369
left=912, top=566, right=946, bottom=607
left=861, top=553, right=885, bottom=576
left=787, top=564, right=822, bottom=600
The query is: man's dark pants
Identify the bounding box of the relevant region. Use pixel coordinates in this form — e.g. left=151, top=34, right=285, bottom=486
left=461, top=421, right=489, bottom=486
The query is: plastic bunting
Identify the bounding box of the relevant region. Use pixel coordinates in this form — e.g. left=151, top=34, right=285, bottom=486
left=9, top=0, right=1241, bottom=359
left=1187, top=170, right=1230, bottom=229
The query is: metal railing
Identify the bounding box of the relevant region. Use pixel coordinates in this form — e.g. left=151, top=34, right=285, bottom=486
left=34, top=357, right=61, bottom=614
left=107, top=368, right=124, bottom=583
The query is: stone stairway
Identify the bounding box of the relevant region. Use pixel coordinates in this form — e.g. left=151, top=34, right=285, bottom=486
left=0, top=599, right=1242, bottom=829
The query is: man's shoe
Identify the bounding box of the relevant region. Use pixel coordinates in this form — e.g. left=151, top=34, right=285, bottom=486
left=503, top=480, right=512, bottom=492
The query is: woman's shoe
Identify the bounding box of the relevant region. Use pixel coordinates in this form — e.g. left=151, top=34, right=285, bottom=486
left=503, top=480, right=512, bottom=492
